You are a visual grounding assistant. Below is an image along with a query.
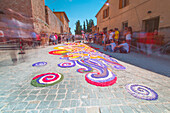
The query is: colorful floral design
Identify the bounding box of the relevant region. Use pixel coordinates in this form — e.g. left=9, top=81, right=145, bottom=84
left=49, top=43, right=126, bottom=87
left=31, top=73, right=64, bottom=87
left=32, top=62, right=47, bottom=67
left=125, top=84, right=158, bottom=100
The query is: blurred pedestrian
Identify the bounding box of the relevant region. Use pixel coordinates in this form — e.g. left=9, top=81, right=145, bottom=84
left=41, top=32, right=46, bottom=47
left=36, top=33, right=41, bottom=46
left=102, top=32, right=107, bottom=46
left=0, top=30, right=4, bottom=42
left=125, top=27, right=132, bottom=52
left=54, top=33, right=58, bottom=44
left=109, top=29, right=114, bottom=43
left=89, top=33, right=92, bottom=43
left=31, top=31, right=37, bottom=48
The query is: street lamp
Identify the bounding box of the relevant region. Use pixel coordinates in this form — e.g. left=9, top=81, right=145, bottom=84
left=105, top=3, right=109, bottom=6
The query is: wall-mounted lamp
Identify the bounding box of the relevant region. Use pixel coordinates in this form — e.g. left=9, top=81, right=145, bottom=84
left=105, top=3, right=109, bottom=6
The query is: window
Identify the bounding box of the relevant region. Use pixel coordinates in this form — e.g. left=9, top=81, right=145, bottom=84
left=122, top=21, right=128, bottom=30
left=143, top=17, right=160, bottom=32
left=103, top=7, right=109, bottom=19
left=119, top=0, right=129, bottom=9
left=103, top=27, right=107, bottom=32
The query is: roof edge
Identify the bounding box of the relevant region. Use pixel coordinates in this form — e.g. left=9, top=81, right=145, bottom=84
left=95, top=0, right=109, bottom=18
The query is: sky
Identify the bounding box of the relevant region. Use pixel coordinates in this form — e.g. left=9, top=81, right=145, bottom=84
left=45, top=0, right=107, bottom=34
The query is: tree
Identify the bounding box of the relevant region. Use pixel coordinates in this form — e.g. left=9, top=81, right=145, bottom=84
left=86, top=19, right=94, bottom=33
left=83, top=21, right=86, bottom=33
left=75, top=20, right=82, bottom=35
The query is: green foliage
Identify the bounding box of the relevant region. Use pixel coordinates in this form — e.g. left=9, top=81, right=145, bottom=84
left=75, top=20, right=82, bottom=35
left=83, top=21, right=86, bottom=33
left=75, top=19, right=95, bottom=34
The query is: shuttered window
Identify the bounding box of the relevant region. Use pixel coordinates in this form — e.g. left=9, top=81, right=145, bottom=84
left=103, top=7, right=109, bottom=19
left=119, top=0, right=129, bottom=9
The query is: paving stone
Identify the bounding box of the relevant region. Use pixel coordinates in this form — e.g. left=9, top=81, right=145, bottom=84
left=39, top=109, right=51, bottom=113
left=100, top=99, right=111, bottom=105
left=15, top=95, right=27, bottom=102
left=10, top=91, right=22, bottom=96
left=120, top=106, right=135, bottom=113
left=71, top=100, right=80, bottom=107
left=110, top=106, right=122, bottom=113
left=59, top=85, right=66, bottom=89
left=40, top=89, right=49, bottom=94
left=56, top=94, right=65, bottom=100
left=130, top=105, right=151, bottom=113
left=37, top=101, right=50, bottom=109
left=0, top=97, right=6, bottom=102
left=26, top=110, right=39, bottom=113
left=13, top=102, right=28, bottom=110
left=52, top=109, right=63, bottom=113
left=156, top=104, right=170, bottom=113
left=76, top=108, right=86, bottom=113
left=25, top=102, right=39, bottom=110
left=48, top=89, right=58, bottom=94
left=114, top=92, right=124, bottom=98
left=60, top=100, right=70, bottom=108
left=162, top=104, right=170, bottom=111
left=2, top=111, right=14, bottom=113
left=87, top=107, right=99, bottom=113
left=146, top=104, right=162, bottom=113
left=46, top=95, right=56, bottom=101
left=63, top=109, right=75, bottom=113
left=81, top=99, right=90, bottom=106
left=30, top=90, right=40, bottom=95
left=58, top=89, right=66, bottom=94
left=0, top=103, right=8, bottom=110
left=99, top=107, right=111, bottom=113
left=49, top=101, right=60, bottom=108
left=25, top=95, right=37, bottom=101
left=36, top=95, right=46, bottom=101
left=14, top=111, right=26, bottom=113
left=90, top=99, right=100, bottom=106
left=20, top=90, right=30, bottom=96
left=110, top=99, right=121, bottom=105
left=71, top=94, right=79, bottom=99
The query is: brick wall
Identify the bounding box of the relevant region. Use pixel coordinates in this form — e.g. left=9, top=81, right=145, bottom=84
left=45, top=6, right=64, bottom=34
left=31, top=0, right=47, bottom=33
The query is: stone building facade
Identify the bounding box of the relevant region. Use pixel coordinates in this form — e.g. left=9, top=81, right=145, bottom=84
left=0, top=0, right=66, bottom=35
left=53, top=12, right=70, bottom=33
left=96, top=0, right=170, bottom=42
left=31, top=0, right=47, bottom=33
left=45, top=6, right=64, bottom=34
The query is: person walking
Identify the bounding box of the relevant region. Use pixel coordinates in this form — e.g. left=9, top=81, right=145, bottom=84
left=41, top=32, right=46, bottom=47
left=31, top=31, right=37, bottom=48
left=102, top=31, right=107, bottom=46
left=54, top=33, right=58, bottom=44
left=109, top=29, right=114, bottom=43
left=125, top=27, right=132, bottom=52
left=89, top=33, right=92, bottom=43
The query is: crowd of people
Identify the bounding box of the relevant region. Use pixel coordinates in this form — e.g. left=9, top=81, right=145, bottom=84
left=31, top=32, right=74, bottom=48
left=84, top=27, right=132, bottom=53
left=84, top=27, right=161, bottom=55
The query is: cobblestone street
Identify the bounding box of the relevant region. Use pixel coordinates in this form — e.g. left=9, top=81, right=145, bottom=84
left=0, top=44, right=169, bottom=113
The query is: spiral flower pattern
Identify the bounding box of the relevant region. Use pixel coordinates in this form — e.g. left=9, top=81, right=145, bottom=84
left=58, top=61, right=76, bottom=68
left=125, top=84, right=158, bottom=100
left=85, top=70, right=117, bottom=87
left=32, top=62, right=47, bottom=67
left=31, top=73, right=64, bottom=87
